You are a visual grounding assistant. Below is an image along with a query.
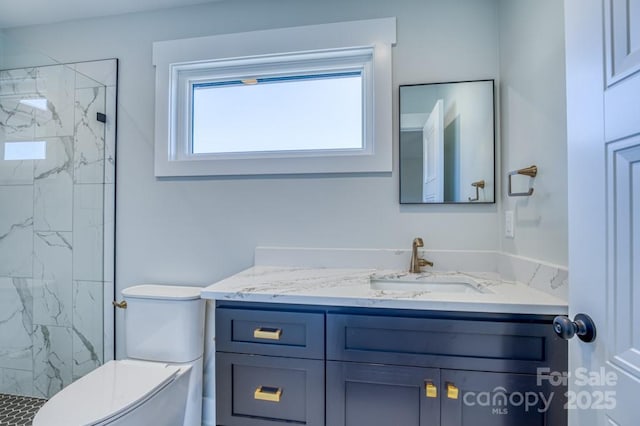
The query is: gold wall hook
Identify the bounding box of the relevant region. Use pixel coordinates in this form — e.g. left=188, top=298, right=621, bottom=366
left=468, top=180, right=486, bottom=201
left=508, top=165, right=538, bottom=196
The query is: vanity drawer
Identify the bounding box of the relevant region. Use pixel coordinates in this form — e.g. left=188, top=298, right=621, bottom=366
left=216, top=352, right=324, bottom=426
left=216, top=307, right=324, bottom=359
left=326, top=313, right=566, bottom=374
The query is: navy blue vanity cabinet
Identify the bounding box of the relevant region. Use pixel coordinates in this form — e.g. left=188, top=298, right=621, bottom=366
left=216, top=306, right=325, bottom=426
left=215, top=302, right=567, bottom=426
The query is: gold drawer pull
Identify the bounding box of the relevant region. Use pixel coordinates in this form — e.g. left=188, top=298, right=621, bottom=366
left=447, top=383, right=459, bottom=399
left=425, top=382, right=437, bottom=398
left=253, top=327, right=282, bottom=340
left=254, top=386, right=282, bottom=402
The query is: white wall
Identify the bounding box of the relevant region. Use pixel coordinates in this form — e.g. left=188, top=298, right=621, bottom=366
left=2, top=0, right=501, bottom=357
left=498, top=0, right=568, bottom=266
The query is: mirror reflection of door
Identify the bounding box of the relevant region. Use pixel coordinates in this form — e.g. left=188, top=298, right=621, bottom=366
left=443, top=112, right=460, bottom=202
left=422, top=99, right=444, bottom=202
left=399, top=80, right=495, bottom=204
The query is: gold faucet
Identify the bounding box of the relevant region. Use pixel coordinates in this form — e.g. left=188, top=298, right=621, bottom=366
left=409, top=237, right=434, bottom=273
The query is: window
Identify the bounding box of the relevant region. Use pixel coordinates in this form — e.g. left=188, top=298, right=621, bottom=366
left=179, top=47, right=373, bottom=160
left=191, top=71, right=364, bottom=156
left=4, top=141, right=46, bottom=160
left=153, top=18, right=396, bottom=176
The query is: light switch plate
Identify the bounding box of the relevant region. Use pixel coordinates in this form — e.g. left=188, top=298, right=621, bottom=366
left=505, top=210, right=515, bottom=238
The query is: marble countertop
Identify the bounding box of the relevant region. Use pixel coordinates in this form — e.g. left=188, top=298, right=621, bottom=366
left=201, top=266, right=568, bottom=315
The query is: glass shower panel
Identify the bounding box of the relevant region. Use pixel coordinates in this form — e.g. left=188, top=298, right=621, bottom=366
left=0, top=62, right=109, bottom=399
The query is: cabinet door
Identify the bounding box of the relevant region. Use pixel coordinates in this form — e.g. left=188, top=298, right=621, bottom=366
left=441, top=370, right=566, bottom=426
left=326, top=361, right=440, bottom=426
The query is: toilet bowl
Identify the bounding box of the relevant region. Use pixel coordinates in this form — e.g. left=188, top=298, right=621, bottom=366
left=33, top=285, right=205, bottom=426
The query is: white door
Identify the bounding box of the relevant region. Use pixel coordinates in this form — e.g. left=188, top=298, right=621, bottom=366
left=422, top=99, right=444, bottom=202
left=565, top=1, right=640, bottom=425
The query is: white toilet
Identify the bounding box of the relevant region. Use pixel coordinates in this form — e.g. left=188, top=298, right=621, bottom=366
left=33, top=285, right=205, bottom=426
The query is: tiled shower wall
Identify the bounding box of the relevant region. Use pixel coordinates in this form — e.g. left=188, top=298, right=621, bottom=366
left=0, top=60, right=116, bottom=398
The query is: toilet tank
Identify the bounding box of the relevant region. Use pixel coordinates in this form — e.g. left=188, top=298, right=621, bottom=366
left=122, top=285, right=204, bottom=363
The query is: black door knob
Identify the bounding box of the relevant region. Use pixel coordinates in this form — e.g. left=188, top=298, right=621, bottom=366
left=553, top=313, right=596, bottom=343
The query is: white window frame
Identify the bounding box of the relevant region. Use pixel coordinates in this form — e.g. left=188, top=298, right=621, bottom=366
left=179, top=48, right=372, bottom=160
left=153, top=18, right=396, bottom=177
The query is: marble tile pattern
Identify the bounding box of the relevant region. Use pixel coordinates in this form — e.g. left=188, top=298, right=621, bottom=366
left=201, top=265, right=568, bottom=315
left=33, top=136, right=74, bottom=232
left=0, top=187, right=33, bottom=277
left=0, top=68, right=38, bottom=141
left=72, top=184, right=104, bottom=282
left=0, top=60, right=116, bottom=398
left=497, top=253, right=569, bottom=301
left=71, top=281, right=103, bottom=380
left=0, top=278, right=33, bottom=372
left=74, top=86, right=106, bottom=184
left=32, top=231, right=73, bottom=326
left=32, top=325, right=72, bottom=398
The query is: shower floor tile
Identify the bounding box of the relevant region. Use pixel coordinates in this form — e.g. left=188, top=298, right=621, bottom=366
left=0, top=394, right=46, bottom=426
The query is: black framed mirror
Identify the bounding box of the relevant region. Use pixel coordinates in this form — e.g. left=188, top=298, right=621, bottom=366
left=399, top=80, right=495, bottom=204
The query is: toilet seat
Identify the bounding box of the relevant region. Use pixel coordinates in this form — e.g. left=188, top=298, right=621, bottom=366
left=33, top=360, right=181, bottom=426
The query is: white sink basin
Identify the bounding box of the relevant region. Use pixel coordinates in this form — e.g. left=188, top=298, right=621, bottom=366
left=370, top=275, right=492, bottom=294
